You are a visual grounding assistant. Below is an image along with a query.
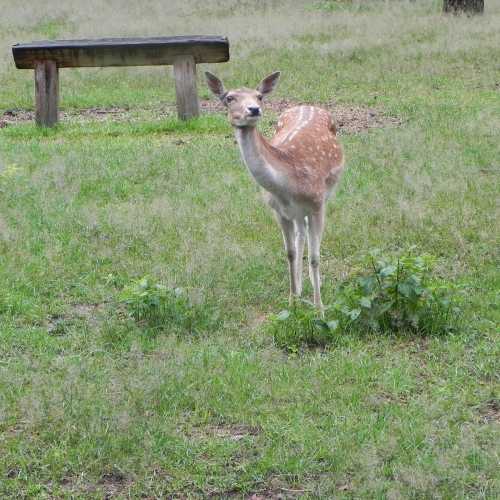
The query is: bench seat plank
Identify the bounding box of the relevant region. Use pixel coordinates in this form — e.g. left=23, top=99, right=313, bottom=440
left=13, top=35, right=229, bottom=69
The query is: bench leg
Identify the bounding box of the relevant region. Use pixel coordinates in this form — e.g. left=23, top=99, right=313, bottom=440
left=173, top=55, right=199, bottom=120
left=34, top=60, right=59, bottom=127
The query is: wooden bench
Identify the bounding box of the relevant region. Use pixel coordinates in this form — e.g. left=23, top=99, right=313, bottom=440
left=12, top=35, right=230, bottom=127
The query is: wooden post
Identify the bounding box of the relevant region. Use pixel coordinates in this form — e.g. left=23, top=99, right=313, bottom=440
left=173, top=55, right=199, bottom=120
left=34, top=60, right=59, bottom=127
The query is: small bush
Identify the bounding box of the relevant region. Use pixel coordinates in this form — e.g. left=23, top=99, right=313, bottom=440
left=336, top=249, right=462, bottom=335
left=267, top=249, right=463, bottom=352
left=268, top=304, right=340, bottom=353
left=119, top=277, right=219, bottom=335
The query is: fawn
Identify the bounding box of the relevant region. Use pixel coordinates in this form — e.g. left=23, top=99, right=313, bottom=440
left=206, top=71, right=344, bottom=313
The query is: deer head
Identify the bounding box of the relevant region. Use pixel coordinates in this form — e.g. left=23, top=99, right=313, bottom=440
left=205, top=71, right=281, bottom=127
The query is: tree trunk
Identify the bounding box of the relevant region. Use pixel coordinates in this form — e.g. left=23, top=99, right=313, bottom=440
left=443, top=0, right=484, bottom=14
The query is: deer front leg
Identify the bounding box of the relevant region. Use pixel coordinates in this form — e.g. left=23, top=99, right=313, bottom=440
left=307, top=210, right=325, bottom=315
left=295, top=218, right=307, bottom=296
left=276, top=215, right=299, bottom=305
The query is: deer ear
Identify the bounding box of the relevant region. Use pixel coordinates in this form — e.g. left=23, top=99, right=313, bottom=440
left=257, top=71, right=281, bottom=96
left=205, top=71, right=226, bottom=100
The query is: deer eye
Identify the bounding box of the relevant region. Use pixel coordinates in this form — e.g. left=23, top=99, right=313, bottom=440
left=257, top=94, right=263, bottom=101
left=225, top=95, right=235, bottom=103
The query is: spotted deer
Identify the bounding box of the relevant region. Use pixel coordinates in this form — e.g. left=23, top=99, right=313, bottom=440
left=205, top=71, right=344, bottom=313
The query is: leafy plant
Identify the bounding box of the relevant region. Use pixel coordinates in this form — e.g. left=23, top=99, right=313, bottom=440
left=335, top=249, right=462, bottom=335
left=267, top=303, right=339, bottom=353
left=119, top=277, right=219, bottom=335
left=267, top=249, right=463, bottom=352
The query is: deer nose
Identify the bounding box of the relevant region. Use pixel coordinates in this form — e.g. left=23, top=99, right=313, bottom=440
left=248, top=106, right=261, bottom=117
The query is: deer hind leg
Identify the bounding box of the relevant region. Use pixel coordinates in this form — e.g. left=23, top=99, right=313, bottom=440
left=307, top=209, right=325, bottom=314
left=276, top=215, right=299, bottom=305
left=295, top=218, right=307, bottom=296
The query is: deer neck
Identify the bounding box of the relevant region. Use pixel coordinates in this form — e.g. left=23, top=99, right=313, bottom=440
left=234, top=126, right=283, bottom=193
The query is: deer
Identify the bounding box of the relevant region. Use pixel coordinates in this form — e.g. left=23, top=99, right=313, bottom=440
left=205, top=71, right=344, bottom=314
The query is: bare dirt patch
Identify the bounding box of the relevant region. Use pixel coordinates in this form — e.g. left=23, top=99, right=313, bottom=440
left=57, top=470, right=132, bottom=498
left=366, top=391, right=410, bottom=408
left=6, top=466, right=22, bottom=479
left=211, top=485, right=306, bottom=499
left=1, top=101, right=401, bottom=134
left=0, top=107, right=131, bottom=126
left=245, top=475, right=312, bottom=499
left=205, top=472, right=314, bottom=498
left=247, top=490, right=303, bottom=499
left=188, top=423, right=261, bottom=442
left=478, top=399, right=500, bottom=424
left=98, top=470, right=132, bottom=498
left=47, top=302, right=107, bottom=334
left=330, top=103, right=402, bottom=134
left=188, top=99, right=401, bottom=135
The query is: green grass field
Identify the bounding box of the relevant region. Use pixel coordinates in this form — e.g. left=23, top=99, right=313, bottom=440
left=1, top=0, right=499, bottom=497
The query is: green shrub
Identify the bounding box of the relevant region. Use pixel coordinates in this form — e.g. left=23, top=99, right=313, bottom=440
left=268, top=304, right=340, bottom=353
left=119, top=277, right=219, bottom=335
left=336, top=249, right=462, bottom=335
left=267, top=249, right=463, bottom=352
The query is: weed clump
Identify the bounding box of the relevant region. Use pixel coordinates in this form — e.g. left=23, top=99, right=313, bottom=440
left=268, top=249, right=463, bottom=352
left=268, top=306, right=339, bottom=353
left=119, top=277, right=219, bottom=335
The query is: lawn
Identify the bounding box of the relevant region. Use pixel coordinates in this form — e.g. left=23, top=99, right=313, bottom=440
left=0, top=0, right=499, bottom=498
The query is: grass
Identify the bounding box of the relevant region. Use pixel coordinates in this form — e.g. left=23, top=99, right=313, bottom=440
left=1, top=0, right=499, bottom=497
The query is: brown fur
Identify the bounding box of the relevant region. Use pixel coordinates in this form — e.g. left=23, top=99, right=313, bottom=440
left=260, top=105, right=344, bottom=205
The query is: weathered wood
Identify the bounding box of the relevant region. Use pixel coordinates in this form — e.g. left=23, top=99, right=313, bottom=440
left=34, top=60, right=59, bottom=127
left=13, top=36, right=229, bottom=69
left=173, top=55, right=199, bottom=120
left=13, top=35, right=229, bottom=125
left=443, top=0, right=484, bottom=13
